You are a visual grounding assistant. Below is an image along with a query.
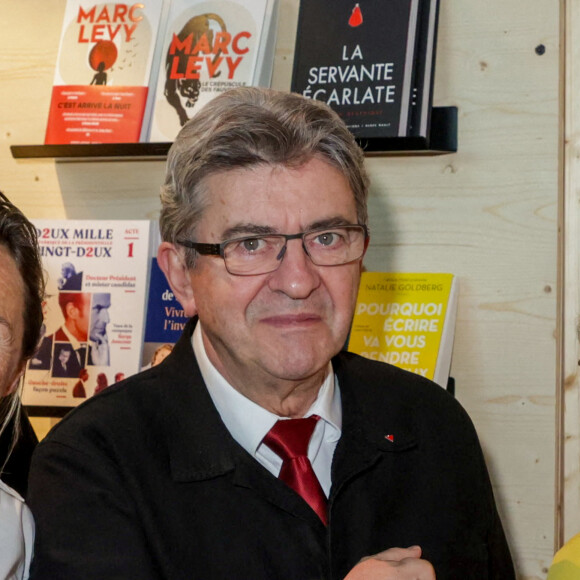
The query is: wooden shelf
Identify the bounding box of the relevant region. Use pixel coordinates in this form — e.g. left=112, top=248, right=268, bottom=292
left=10, top=106, right=457, bottom=162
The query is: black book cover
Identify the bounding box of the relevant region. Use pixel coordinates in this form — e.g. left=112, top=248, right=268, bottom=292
left=407, top=0, right=439, bottom=138
left=291, top=0, right=436, bottom=140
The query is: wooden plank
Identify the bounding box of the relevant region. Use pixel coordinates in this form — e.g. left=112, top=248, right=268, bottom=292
left=561, top=0, right=580, bottom=547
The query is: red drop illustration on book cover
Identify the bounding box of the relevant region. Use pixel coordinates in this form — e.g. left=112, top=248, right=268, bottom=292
left=349, top=3, right=363, bottom=27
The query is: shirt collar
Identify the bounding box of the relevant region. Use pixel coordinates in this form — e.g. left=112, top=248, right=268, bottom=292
left=60, top=324, right=83, bottom=350
left=192, top=322, right=341, bottom=458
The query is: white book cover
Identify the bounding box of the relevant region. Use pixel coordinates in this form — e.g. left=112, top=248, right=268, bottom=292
left=147, top=0, right=275, bottom=142
left=23, top=220, right=153, bottom=414
left=45, top=0, right=165, bottom=144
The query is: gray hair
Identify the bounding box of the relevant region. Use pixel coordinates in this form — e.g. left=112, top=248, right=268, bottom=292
left=160, top=87, right=369, bottom=267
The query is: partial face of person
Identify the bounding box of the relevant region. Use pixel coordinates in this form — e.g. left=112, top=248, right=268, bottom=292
left=61, top=263, right=74, bottom=278
left=0, top=246, right=26, bottom=397
left=64, top=293, right=91, bottom=341
left=77, top=294, right=91, bottom=340
left=59, top=349, right=71, bottom=365
left=182, top=156, right=365, bottom=391
left=90, top=293, right=111, bottom=340
left=152, top=346, right=171, bottom=366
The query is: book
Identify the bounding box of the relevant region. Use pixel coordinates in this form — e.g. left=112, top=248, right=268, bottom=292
left=146, top=0, right=279, bottom=142
left=44, top=0, right=165, bottom=144
left=291, top=0, right=439, bottom=140
left=406, top=0, right=439, bottom=138
left=348, top=272, right=458, bottom=388
left=23, top=220, right=153, bottom=415
left=141, top=225, right=188, bottom=370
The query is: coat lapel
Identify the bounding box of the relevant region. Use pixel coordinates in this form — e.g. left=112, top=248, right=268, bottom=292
left=157, top=321, right=420, bottom=528
left=158, top=319, right=237, bottom=482
left=330, top=352, right=418, bottom=501
left=157, top=318, right=327, bottom=527
left=233, top=458, right=328, bottom=528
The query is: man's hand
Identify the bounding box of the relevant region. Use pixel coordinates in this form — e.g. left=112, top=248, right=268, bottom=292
left=344, top=546, right=436, bottom=579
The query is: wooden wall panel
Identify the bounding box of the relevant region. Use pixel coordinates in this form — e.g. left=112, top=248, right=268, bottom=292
left=562, top=0, right=580, bottom=550
left=0, top=0, right=560, bottom=577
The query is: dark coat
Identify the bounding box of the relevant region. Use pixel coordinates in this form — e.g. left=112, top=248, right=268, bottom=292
left=28, top=319, right=514, bottom=579
left=0, top=400, right=38, bottom=497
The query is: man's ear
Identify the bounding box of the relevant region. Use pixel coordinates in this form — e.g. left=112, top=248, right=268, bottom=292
left=65, top=301, right=78, bottom=320
left=157, top=242, right=198, bottom=317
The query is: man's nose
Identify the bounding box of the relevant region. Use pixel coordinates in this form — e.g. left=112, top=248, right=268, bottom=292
left=267, top=238, right=320, bottom=299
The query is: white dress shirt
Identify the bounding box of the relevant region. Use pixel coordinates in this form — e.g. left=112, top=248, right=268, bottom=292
left=58, top=325, right=87, bottom=367
left=193, top=323, right=342, bottom=496
left=59, top=324, right=83, bottom=352
left=0, top=479, right=34, bottom=580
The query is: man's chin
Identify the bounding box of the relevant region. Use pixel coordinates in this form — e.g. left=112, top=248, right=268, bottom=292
left=263, top=340, right=337, bottom=376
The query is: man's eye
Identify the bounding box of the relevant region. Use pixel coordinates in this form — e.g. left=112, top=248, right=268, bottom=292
left=314, top=232, right=340, bottom=246
left=241, top=238, right=265, bottom=252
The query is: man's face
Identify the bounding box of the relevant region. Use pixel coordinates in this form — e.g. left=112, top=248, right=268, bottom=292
left=184, top=157, right=364, bottom=393
left=90, top=293, right=111, bottom=342
left=59, top=348, right=71, bottom=365
left=152, top=345, right=172, bottom=366
left=78, top=294, right=91, bottom=340
left=61, top=263, right=74, bottom=278
left=0, top=246, right=25, bottom=397
left=65, top=293, right=91, bottom=342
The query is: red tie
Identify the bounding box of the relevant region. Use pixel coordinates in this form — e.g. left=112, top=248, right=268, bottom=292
left=263, top=416, right=328, bottom=525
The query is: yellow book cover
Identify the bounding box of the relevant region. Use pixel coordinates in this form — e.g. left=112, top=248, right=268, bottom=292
left=348, top=272, right=458, bottom=387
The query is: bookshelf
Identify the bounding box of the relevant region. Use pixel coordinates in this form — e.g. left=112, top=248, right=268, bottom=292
left=11, top=106, right=457, bottom=162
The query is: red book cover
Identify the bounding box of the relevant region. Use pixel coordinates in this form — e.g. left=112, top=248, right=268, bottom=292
left=45, top=1, right=165, bottom=144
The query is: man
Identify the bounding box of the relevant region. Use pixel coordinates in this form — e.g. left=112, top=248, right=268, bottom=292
left=35, top=292, right=90, bottom=377
left=58, top=262, right=83, bottom=291
left=28, top=88, right=515, bottom=579
left=88, top=292, right=111, bottom=366
left=51, top=345, right=76, bottom=379
left=28, top=289, right=56, bottom=371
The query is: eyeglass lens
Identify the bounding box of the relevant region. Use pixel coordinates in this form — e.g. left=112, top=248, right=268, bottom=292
left=222, top=226, right=365, bottom=275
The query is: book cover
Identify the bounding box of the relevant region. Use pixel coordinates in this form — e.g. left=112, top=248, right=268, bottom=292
left=348, top=272, right=458, bottom=388
left=23, top=220, right=153, bottom=415
left=406, top=0, right=439, bottom=138
left=147, top=0, right=277, bottom=142
left=45, top=0, right=165, bottom=144
left=141, top=225, right=188, bottom=370
left=291, top=0, right=438, bottom=139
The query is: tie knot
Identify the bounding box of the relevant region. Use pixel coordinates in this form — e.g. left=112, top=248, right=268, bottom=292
left=263, top=416, right=319, bottom=461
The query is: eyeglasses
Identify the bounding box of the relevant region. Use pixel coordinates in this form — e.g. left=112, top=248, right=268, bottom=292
left=177, top=224, right=368, bottom=276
